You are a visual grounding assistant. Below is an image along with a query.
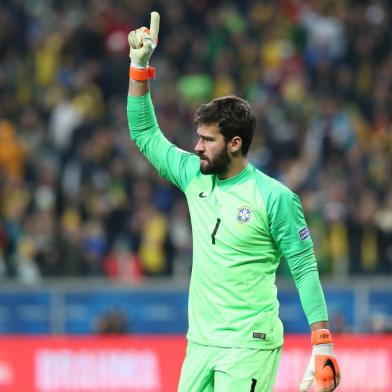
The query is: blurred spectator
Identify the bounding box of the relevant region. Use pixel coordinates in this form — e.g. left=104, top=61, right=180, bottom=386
left=81, top=219, right=108, bottom=275
left=374, top=188, right=392, bottom=273
left=0, top=0, right=391, bottom=282
left=103, top=238, right=143, bottom=284
left=168, top=199, right=192, bottom=279
left=0, top=120, right=26, bottom=181
left=15, top=236, right=41, bottom=285
left=134, top=203, right=173, bottom=276
left=96, top=310, right=128, bottom=334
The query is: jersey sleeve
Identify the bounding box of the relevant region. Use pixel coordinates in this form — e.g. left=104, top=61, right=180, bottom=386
left=269, top=189, right=313, bottom=257
left=267, top=187, right=329, bottom=324
left=127, top=93, right=200, bottom=192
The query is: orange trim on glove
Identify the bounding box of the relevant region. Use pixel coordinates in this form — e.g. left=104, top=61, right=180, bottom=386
left=315, top=355, right=341, bottom=390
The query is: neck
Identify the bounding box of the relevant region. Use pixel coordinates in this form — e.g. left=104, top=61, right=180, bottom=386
left=218, top=158, right=248, bottom=180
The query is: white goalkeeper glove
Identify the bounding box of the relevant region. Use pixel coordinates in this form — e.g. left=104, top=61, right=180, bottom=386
left=299, top=329, right=341, bottom=392
left=128, top=11, right=160, bottom=80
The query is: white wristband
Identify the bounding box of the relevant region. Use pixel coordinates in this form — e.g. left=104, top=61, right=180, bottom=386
left=130, top=62, right=148, bottom=70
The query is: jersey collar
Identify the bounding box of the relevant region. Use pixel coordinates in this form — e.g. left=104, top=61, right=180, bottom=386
left=216, top=163, right=254, bottom=189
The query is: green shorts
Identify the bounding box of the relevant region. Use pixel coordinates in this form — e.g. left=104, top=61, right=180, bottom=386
left=178, top=341, right=282, bottom=392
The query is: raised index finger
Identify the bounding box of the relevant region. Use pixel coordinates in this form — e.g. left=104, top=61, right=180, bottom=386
left=149, top=11, right=160, bottom=42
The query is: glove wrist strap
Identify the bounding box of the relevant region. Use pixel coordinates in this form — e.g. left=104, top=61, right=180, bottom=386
left=129, top=66, right=156, bottom=81
left=311, top=328, right=333, bottom=345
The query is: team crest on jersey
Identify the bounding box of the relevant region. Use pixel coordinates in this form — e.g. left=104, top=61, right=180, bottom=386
left=237, top=206, right=252, bottom=224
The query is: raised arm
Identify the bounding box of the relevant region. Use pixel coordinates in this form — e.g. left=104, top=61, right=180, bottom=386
left=126, top=12, right=199, bottom=192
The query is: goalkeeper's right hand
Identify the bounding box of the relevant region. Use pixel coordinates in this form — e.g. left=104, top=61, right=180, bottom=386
left=128, top=11, right=160, bottom=80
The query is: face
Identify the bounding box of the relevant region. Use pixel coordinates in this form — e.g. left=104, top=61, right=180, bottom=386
left=194, top=123, right=231, bottom=175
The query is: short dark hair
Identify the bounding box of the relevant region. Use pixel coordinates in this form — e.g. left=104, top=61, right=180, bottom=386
left=194, top=96, right=256, bottom=156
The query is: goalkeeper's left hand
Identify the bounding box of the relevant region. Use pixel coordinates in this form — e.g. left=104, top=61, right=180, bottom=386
left=299, top=329, right=341, bottom=392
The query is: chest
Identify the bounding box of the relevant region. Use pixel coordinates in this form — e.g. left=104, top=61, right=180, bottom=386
left=186, top=180, right=271, bottom=249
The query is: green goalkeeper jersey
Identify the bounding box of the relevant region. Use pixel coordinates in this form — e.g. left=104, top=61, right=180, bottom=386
left=127, top=93, right=328, bottom=350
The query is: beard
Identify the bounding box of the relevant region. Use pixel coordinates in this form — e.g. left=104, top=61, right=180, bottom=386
left=199, top=146, right=231, bottom=175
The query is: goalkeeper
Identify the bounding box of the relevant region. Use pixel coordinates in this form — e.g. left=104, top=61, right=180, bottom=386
left=127, top=11, right=341, bottom=392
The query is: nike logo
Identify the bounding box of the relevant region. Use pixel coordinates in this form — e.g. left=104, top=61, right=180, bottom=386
left=199, top=192, right=207, bottom=198
left=323, top=358, right=337, bottom=388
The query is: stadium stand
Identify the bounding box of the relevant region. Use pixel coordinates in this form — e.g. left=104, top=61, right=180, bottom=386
left=0, top=0, right=391, bottom=285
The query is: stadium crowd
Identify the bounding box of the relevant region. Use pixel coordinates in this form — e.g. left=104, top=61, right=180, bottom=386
left=0, top=0, right=391, bottom=284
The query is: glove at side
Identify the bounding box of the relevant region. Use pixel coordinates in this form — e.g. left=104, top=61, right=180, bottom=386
left=299, top=329, right=341, bottom=392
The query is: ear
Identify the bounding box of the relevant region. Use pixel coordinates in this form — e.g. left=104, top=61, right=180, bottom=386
left=229, top=136, right=242, bottom=154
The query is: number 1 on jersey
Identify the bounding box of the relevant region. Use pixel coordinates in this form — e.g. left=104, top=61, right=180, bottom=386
left=211, top=218, right=221, bottom=244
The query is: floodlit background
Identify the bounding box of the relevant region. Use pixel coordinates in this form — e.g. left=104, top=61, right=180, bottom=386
left=0, top=0, right=391, bottom=391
